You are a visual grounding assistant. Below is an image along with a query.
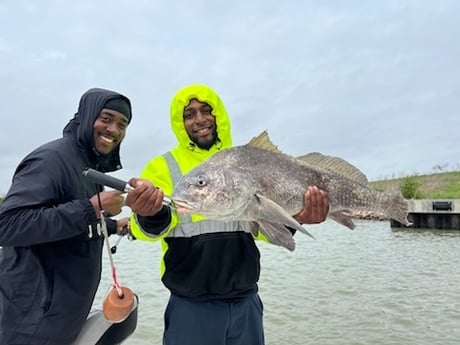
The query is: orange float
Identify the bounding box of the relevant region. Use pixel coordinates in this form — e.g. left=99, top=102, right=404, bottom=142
left=102, top=285, right=135, bottom=323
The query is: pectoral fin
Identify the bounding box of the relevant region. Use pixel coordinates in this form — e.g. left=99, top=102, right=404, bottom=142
left=254, top=193, right=315, bottom=239
left=329, top=211, right=356, bottom=230
left=257, top=220, right=297, bottom=251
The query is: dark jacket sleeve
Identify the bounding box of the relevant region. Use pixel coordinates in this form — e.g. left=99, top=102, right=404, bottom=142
left=106, top=218, right=118, bottom=235
left=136, top=206, right=171, bottom=236
left=0, top=153, right=99, bottom=247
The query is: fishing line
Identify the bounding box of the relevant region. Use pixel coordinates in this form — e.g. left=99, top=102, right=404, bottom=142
left=100, top=211, right=124, bottom=298
left=94, top=189, right=122, bottom=294
left=100, top=211, right=135, bottom=324
left=91, top=181, right=135, bottom=323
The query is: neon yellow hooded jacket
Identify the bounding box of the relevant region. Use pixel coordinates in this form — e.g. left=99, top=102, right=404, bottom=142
left=129, top=84, right=233, bottom=240
left=129, top=85, right=263, bottom=299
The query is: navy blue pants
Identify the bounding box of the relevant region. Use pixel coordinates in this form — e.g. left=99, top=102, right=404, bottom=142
left=163, top=293, right=265, bottom=345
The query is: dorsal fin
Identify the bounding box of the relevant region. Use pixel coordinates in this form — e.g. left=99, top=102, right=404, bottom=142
left=297, top=152, right=369, bottom=186
left=247, top=131, right=368, bottom=185
left=247, top=130, right=283, bottom=153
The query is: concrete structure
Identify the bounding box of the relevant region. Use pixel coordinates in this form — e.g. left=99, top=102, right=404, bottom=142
left=391, top=199, right=460, bottom=230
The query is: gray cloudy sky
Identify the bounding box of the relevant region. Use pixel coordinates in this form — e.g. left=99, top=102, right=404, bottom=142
left=1, top=0, right=459, bottom=195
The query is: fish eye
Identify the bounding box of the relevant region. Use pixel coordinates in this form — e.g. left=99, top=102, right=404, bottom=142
left=196, top=175, right=207, bottom=187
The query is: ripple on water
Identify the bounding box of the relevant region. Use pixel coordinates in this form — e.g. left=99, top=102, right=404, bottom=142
left=95, top=221, right=460, bottom=345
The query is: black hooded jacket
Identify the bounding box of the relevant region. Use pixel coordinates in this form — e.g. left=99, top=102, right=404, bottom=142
left=0, top=88, right=132, bottom=345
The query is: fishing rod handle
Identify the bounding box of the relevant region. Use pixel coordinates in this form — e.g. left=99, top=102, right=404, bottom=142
left=82, top=168, right=174, bottom=208
left=82, top=168, right=133, bottom=192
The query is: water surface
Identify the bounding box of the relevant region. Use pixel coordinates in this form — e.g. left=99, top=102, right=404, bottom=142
left=95, top=220, right=460, bottom=344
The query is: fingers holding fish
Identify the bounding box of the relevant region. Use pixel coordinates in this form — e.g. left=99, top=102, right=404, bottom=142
left=294, top=186, right=329, bottom=224
left=307, top=186, right=329, bottom=223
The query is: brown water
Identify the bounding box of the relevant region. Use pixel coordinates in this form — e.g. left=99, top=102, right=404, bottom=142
left=95, top=220, right=460, bottom=345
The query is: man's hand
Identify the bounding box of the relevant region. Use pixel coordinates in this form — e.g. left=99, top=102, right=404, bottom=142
left=294, top=186, right=329, bottom=224
left=90, top=190, right=124, bottom=218
left=116, top=217, right=130, bottom=236
left=124, top=178, right=165, bottom=217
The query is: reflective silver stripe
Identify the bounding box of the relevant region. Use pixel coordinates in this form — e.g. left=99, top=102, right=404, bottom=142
left=133, top=213, right=167, bottom=239
left=87, top=224, right=93, bottom=238
left=163, top=152, right=252, bottom=238
left=163, top=152, right=192, bottom=226
left=167, top=218, right=252, bottom=237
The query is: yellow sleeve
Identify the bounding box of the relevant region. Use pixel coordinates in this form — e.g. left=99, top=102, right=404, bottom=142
left=129, top=155, right=180, bottom=241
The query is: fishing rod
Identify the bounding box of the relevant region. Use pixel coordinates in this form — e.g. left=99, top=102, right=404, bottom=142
left=82, top=168, right=174, bottom=208
left=80, top=168, right=140, bottom=323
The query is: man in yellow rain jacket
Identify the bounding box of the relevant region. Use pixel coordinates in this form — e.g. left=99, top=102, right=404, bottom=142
left=125, top=84, right=329, bottom=345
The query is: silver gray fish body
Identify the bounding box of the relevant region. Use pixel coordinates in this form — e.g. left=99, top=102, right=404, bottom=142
left=173, top=132, right=410, bottom=251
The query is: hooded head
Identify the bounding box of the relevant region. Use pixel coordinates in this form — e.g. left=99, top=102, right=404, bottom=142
left=103, top=97, right=132, bottom=123
left=170, top=84, right=232, bottom=152
left=63, top=88, right=132, bottom=172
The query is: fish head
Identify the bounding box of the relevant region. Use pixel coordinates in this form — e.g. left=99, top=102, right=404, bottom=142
left=172, top=164, right=255, bottom=220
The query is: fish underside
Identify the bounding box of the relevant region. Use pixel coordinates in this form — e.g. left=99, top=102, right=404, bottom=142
left=173, top=131, right=410, bottom=251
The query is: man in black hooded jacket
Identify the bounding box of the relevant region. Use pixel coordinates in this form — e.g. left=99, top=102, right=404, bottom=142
left=0, top=88, right=132, bottom=345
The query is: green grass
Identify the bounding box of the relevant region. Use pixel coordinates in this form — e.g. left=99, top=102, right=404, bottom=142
left=370, top=171, right=460, bottom=199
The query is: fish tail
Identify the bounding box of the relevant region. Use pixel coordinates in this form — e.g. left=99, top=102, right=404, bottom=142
left=384, top=191, right=411, bottom=226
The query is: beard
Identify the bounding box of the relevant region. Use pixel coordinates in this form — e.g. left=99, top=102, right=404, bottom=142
left=190, top=127, right=218, bottom=150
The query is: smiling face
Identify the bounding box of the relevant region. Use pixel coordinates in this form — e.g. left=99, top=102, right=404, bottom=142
left=183, top=98, right=217, bottom=150
left=93, top=108, right=129, bottom=155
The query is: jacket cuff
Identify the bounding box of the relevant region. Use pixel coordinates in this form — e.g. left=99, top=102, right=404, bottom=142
left=136, top=206, right=171, bottom=235
left=106, top=218, right=118, bottom=236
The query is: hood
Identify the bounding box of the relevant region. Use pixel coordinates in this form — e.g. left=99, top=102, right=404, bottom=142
left=170, top=84, right=233, bottom=156
left=62, top=88, right=132, bottom=172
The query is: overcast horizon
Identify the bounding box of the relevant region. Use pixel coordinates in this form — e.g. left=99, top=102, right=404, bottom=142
left=1, top=0, right=459, bottom=196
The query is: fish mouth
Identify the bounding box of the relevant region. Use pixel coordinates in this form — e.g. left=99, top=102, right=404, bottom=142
left=172, top=199, right=199, bottom=213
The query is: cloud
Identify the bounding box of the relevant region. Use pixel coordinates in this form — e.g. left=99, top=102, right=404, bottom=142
left=1, top=0, right=459, bottom=195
